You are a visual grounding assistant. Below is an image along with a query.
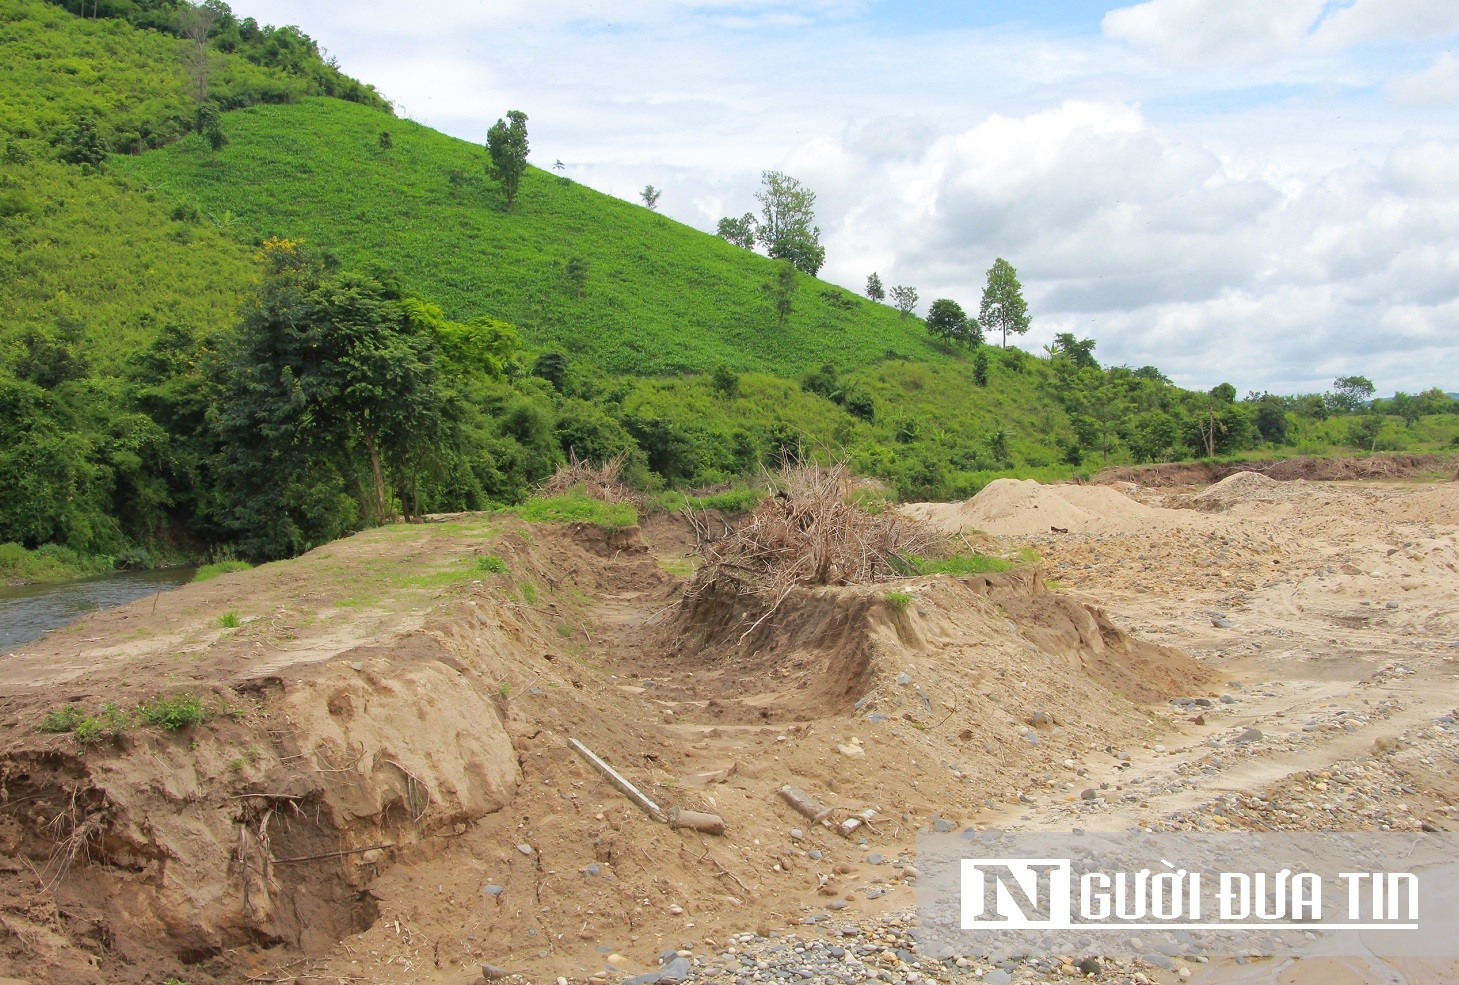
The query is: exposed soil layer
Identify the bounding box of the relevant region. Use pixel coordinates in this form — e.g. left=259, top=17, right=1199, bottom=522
left=1092, top=452, right=1454, bottom=487
left=2, top=472, right=1456, bottom=985
left=0, top=509, right=1203, bottom=984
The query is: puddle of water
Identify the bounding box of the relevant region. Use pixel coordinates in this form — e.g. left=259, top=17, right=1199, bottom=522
left=0, top=567, right=195, bottom=650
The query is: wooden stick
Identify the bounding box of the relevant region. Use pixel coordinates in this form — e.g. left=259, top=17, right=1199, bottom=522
left=568, top=737, right=667, bottom=822
left=271, top=843, right=394, bottom=865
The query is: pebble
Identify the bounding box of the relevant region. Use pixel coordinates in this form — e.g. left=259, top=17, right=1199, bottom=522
left=516, top=843, right=534, bottom=855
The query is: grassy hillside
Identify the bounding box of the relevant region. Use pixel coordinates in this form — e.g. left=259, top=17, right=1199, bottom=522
left=3, top=0, right=1454, bottom=577
left=117, top=98, right=947, bottom=377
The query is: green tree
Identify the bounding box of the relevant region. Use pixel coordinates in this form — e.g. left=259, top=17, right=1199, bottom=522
left=766, top=261, right=797, bottom=327
left=866, top=272, right=885, bottom=302
left=59, top=115, right=108, bottom=169
left=926, top=298, right=967, bottom=346
left=196, top=103, right=226, bottom=152
left=1346, top=413, right=1383, bottom=451
left=755, top=171, right=825, bottom=275
left=1328, top=375, right=1375, bottom=413
left=216, top=239, right=456, bottom=554
left=640, top=184, right=661, bottom=211
left=973, top=349, right=989, bottom=387
left=1250, top=393, right=1289, bottom=443
left=486, top=110, right=530, bottom=210
left=1208, top=382, right=1237, bottom=403
left=1388, top=391, right=1422, bottom=427
left=564, top=256, right=588, bottom=298
left=716, top=213, right=757, bottom=248
left=1049, top=332, right=1097, bottom=369
left=711, top=365, right=740, bottom=398
left=889, top=285, right=918, bottom=317
left=532, top=352, right=568, bottom=390
left=979, top=258, right=1030, bottom=348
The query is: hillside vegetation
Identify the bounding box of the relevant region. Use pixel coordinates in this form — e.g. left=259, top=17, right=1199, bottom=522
left=2, top=0, right=1455, bottom=580
left=118, top=98, right=947, bottom=378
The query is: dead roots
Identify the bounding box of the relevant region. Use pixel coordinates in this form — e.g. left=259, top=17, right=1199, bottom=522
left=685, top=464, right=936, bottom=630
left=540, top=452, right=643, bottom=508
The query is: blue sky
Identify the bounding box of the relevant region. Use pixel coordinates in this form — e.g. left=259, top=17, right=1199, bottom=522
left=232, top=0, right=1459, bottom=396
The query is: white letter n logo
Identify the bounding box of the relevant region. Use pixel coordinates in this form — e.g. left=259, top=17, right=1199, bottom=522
left=961, top=858, right=1072, bottom=929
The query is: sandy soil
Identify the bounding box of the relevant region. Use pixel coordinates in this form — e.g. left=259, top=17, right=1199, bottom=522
left=0, top=473, right=1456, bottom=985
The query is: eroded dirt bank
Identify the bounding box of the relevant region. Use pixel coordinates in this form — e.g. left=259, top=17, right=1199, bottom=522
left=1, top=473, right=1456, bottom=985
left=0, top=504, right=1204, bottom=983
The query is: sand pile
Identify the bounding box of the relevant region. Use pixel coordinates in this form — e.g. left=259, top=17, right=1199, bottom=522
left=1186, top=470, right=1298, bottom=511
left=903, top=477, right=1185, bottom=537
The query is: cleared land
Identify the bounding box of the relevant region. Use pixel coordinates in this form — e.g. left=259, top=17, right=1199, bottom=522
left=0, top=473, right=1456, bottom=985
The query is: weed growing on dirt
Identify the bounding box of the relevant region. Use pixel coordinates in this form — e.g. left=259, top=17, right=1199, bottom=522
left=73, top=704, right=134, bottom=745
left=137, top=693, right=207, bottom=730
left=218, top=611, right=240, bottom=628
left=884, top=590, right=913, bottom=611
left=515, top=493, right=638, bottom=528
left=476, top=554, right=509, bottom=574
left=193, top=560, right=252, bottom=582
left=520, top=582, right=539, bottom=604
left=38, top=704, right=86, bottom=733
left=659, top=557, right=697, bottom=578
left=898, top=552, right=1012, bottom=576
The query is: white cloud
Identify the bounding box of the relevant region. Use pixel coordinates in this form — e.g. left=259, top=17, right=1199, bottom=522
left=1311, top=0, right=1459, bottom=50
left=1101, top=0, right=1327, bottom=68
left=1388, top=52, right=1459, bottom=106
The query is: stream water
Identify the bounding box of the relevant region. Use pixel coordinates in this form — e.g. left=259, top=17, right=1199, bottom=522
left=0, top=567, right=195, bottom=651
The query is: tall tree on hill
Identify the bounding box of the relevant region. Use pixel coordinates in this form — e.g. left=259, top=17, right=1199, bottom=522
left=755, top=171, right=825, bottom=275
left=640, top=184, right=662, bottom=211
left=179, top=2, right=221, bottom=107
left=486, top=110, right=530, bottom=210
left=865, top=272, right=885, bottom=302
left=889, top=285, right=918, bottom=317
left=979, top=257, right=1030, bottom=348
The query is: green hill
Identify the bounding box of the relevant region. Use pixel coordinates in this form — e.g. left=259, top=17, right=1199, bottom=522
left=116, top=98, right=947, bottom=378
left=2, top=0, right=1453, bottom=577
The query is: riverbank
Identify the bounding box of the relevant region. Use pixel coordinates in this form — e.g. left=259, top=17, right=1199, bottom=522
left=0, top=542, right=119, bottom=586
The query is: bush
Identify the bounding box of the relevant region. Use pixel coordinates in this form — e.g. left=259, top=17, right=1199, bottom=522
left=38, top=704, right=86, bottom=733
left=476, top=554, right=509, bottom=573
left=137, top=693, right=207, bottom=730
left=883, top=589, right=912, bottom=611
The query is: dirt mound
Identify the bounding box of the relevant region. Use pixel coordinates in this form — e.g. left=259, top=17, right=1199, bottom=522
left=904, top=477, right=1179, bottom=536
left=1095, top=452, right=1455, bottom=488
left=0, top=513, right=1212, bottom=984
left=1185, top=470, right=1299, bottom=511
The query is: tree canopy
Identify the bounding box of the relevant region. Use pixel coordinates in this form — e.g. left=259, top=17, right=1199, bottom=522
left=754, top=171, right=825, bottom=276
left=486, top=109, right=530, bottom=209
left=979, top=258, right=1030, bottom=348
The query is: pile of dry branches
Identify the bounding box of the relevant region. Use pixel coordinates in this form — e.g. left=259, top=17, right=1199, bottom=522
left=685, top=464, right=938, bottom=622
left=539, top=452, right=643, bottom=507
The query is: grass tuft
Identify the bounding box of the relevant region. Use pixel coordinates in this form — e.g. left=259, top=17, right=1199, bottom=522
left=136, top=693, right=207, bottom=730
left=514, top=494, right=638, bottom=528
left=194, top=560, right=253, bottom=582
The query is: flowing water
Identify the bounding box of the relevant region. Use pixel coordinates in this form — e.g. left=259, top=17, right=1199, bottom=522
left=0, top=567, right=195, bottom=651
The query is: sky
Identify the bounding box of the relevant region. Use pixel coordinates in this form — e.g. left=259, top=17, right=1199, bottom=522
left=231, top=0, right=1459, bottom=396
